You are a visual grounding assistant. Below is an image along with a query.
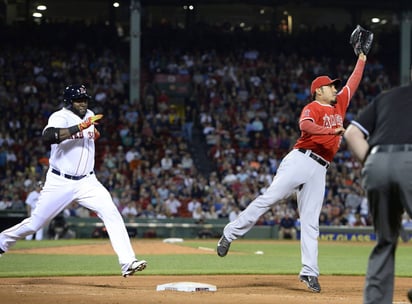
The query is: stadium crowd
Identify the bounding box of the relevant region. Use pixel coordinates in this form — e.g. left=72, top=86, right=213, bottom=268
left=0, top=20, right=399, bottom=232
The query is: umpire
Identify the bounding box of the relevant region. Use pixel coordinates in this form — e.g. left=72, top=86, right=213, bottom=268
left=344, top=72, right=412, bottom=304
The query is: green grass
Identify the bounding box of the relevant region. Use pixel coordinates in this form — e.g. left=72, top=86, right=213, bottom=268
left=1, top=239, right=411, bottom=277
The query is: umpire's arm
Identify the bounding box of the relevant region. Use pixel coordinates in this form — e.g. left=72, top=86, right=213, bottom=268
left=344, top=124, right=369, bottom=164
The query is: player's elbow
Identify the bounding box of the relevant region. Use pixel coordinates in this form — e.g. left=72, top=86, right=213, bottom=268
left=43, top=127, right=61, bottom=144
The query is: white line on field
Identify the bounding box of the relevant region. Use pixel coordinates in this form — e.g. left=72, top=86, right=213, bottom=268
left=198, top=246, right=214, bottom=251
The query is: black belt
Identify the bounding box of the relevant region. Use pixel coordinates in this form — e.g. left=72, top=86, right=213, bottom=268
left=51, top=168, right=93, bottom=180
left=371, top=144, right=412, bottom=154
left=298, top=148, right=330, bottom=169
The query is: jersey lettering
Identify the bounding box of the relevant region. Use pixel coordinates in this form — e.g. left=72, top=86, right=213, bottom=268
left=71, top=132, right=84, bottom=139
left=323, top=114, right=343, bottom=128
left=87, top=131, right=94, bottom=139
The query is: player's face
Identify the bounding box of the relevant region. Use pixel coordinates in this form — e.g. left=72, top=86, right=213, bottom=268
left=320, top=85, right=338, bottom=105
left=71, top=98, right=88, bottom=118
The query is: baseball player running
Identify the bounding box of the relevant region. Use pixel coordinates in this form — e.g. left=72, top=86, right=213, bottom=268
left=217, top=52, right=367, bottom=292
left=0, top=84, right=147, bottom=277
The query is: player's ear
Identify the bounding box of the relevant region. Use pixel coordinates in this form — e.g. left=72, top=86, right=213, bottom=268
left=312, top=87, right=321, bottom=100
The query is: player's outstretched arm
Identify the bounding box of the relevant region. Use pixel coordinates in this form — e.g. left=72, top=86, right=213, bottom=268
left=43, top=114, right=103, bottom=144
left=43, top=127, right=76, bottom=144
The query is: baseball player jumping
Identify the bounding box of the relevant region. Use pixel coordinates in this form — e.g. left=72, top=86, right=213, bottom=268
left=0, top=84, right=147, bottom=277
left=217, top=52, right=367, bottom=292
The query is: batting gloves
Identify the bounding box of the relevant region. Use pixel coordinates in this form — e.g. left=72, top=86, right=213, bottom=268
left=79, top=114, right=103, bottom=131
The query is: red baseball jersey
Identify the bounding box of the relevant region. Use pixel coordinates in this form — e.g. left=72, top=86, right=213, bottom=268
left=294, top=93, right=349, bottom=162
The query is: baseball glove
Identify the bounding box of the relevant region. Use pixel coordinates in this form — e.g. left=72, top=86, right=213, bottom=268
left=350, top=25, right=374, bottom=56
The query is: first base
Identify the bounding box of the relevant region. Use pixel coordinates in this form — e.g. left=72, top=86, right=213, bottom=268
left=156, top=281, right=217, bottom=292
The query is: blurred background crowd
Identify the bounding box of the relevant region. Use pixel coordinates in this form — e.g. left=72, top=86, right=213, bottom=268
left=0, top=14, right=407, bottom=233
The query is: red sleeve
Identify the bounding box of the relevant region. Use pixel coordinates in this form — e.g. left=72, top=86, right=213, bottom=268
left=345, top=57, right=366, bottom=100
left=300, top=119, right=334, bottom=135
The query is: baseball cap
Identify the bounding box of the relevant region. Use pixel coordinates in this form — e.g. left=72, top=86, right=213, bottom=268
left=310, top=76, right=341, bottom=95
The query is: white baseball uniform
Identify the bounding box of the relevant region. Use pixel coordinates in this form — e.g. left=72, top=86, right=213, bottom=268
left=0, top=107, right=140, bottom=274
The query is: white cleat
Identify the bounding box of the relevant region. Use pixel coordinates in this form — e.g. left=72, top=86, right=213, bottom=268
left=122, top=260, right=147, bottom=277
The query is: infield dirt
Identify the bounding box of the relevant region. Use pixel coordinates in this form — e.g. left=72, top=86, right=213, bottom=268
left=0, top=240, right=410, bottom=304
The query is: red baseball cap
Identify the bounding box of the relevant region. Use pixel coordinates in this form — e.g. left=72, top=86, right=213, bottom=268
left=310, top=76, right=341, bottom=95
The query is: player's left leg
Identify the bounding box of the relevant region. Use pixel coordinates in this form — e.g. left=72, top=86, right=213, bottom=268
left=223, top=150, right=309, bottom=242
left=296, top=164, right=326, bottom=279
left=77, top=175, right=146, bottom=276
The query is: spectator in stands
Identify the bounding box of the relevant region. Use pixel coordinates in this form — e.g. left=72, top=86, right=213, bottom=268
left=217, top=204, right=229, bottom=218
left=221, top=168, right=238, bottom=185
left=180, top=152, right=194, bottom=172
left=319, top=212, right=331, bottom=226
left=157, top=90, right=169, bottom=112
left=10, top=195, right=24, bottom=210
left=402, top=212, right=412, bottom=229
left=155, top=182, right=169, bottom=201
left=228, top=205, right=241, bottom=222
left=352, top=213, right=367, bottom=227
left=125, top=146, right=141, bottom=164
left=25, top=181, right=44, bottom=241
left=278, top=212, right=297, bottom=240
left=164, top=193, right=182, bottom=217
left=121, top=202, right=139, bottom=220
left=160, top=150, right=173, bottom=172
left=187, top=197, right=202, bottom=215
left=140, top=203, right=156, bottom=219
left=205, top=205, right=219, bottom=219
left=192, top=204, right=205, bottom=221
left=182, top=104, right=195, bottom=143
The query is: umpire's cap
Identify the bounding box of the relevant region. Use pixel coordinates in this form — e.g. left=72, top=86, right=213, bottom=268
left=311, top=76, right=341, bottom=95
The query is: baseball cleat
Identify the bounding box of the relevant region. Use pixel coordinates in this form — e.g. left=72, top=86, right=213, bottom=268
left=299, top=275, right=321, bottom=293
left=122, top=260, right=147, bottom=277
left=217, top=235, right=231, bottom=257
left=0, top=247, right=4, bottom=257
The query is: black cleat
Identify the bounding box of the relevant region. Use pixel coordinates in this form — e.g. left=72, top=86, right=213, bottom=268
left=217, top=235, right=231, bottom=257
left=407, top=288, right=412, bottom=303
left=299, top=275, right=321, bottom=293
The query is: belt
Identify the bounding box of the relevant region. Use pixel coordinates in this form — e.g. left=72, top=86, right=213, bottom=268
left=51, top=168, right=93, bottom=180
left=370, top=144, right=412, bottom=154
left=298, top=148, right=330, bottom=169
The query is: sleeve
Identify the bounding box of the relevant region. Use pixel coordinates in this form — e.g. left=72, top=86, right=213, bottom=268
left=343, top=57, right=366, bottom=101
left=42, top=111, right=68, bottom=134
left=336, top=57, right=366, bottom=112
left=300, top=119, right=334, bottom=135
left=299, top=104, right=315, bottom=123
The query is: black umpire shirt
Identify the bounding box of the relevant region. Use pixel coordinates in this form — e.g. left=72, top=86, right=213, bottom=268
left=350, top=84, right=412, bottom=147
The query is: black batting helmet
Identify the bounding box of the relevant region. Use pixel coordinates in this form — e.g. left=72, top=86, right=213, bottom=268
left=63, top=84, right=91, bottom=107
